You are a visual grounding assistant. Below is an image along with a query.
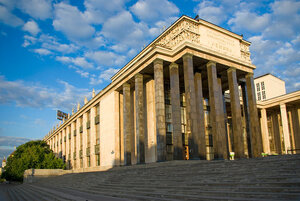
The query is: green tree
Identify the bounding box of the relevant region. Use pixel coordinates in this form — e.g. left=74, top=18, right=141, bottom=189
left=2, top=140, right=65, bottom=181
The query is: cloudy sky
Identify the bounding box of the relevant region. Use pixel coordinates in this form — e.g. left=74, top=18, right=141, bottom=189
left=0, top=0, right=299, bottom=161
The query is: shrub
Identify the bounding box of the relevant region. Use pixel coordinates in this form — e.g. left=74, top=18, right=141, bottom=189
left=2, top=140, right=65, bottom=181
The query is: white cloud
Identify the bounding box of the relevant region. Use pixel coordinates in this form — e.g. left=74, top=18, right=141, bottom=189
left=83, top=0, right=125, bottom=24
left=56, top=56, right=94, bottom=69
left=85, top=51, right=126, bottom=67
left=101, top=11, right=149, bottom=49
left=22, top=20, right=40, bottom=35
left=194, top=1, right=225, bottom=25
left=53, top=2, right=95, bottom=41
left=69, top=66, right=89, bottom=78
left=89, top=68, right=119, bottom=85
left=99, top=68, right=119, bottom=80
left=130, top=0, right=179, bottom=23
left=39, top=34, right=79, bottom=54
left=228, top=11, right=270, bottom=33
left=0, top=5, right=24, bottom=27
left=0, top=75, right=91, bottom=110
left=34, top=48, right=52, bottom=55
left=17, top=0, right=52, bottom=20
left=22, top=35, right=37, bottom=47
left=148, top=16, right=178, bottom=37
left=0, top=136, right=32, bottom=147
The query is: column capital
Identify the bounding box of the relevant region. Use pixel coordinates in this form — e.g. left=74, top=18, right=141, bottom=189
left=169, top=62, right=178, bottom=69
left=135, top=73, right=143, bottom=79
left=280, top=103, right=286, bottom=107
left=245, top=72, right=254, bottom=78
left=153, top=58, right=163, bottom=65
left=182, top=53, right=193, bottom=59
left=227, top=67, right=237, bottom=73
left=194, top=71, right=202, bottom=77
left=123, top=82, right=130, bottom=88
left=207, top=61, right=217, bottom=68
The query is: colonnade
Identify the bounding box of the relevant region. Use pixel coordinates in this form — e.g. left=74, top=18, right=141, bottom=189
left=260, top=103, right=300, bottom=154
left=120, top=53, right=263, bottom=165
left=48, top=104, right=100, bottom=170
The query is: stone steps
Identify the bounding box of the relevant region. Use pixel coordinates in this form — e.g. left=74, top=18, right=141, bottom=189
left=2, top=154, right=300, bottom=200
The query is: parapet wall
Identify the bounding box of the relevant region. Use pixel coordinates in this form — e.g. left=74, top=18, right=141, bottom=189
left=23, top=169, right=72, bottom=183
left=23, top=165, right=114, bottom=183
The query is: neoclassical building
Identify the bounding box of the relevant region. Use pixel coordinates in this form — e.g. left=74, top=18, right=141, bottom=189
left=255, top=74, right=300, bottom=155
left=43, top=16, right=299, bottom=171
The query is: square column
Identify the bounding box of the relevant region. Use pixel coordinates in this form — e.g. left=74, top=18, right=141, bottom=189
left=65, top=128, right=69, bottom=167
left=207, top=61, right=227, bottom=159
left=241, top=82, right=251, bottom=157
left=280, top=103, right=291, bottom=154
left=183, top=53, right=199, bottom=158
left=83, top=112, right=88, bottom=168
left=119, top=93, right=124, bottom=165
left=145, top=79, right=157, bottom=163
left=123, top=83, right=132, bottom=165
left=169, top=63, right=183, bottom=160
left=246, top=73, right=263, bottom=157
left=291, top=107, right=300, bottom=153
left=90, top=106, right=96, bottom=167
left=70, top=122, right=75, bottom=169
left=271, top=113, right=282, bottom=154
left=287, top=110, right=296, bottom=153
left=194, top=72, right=206, bottom=159
left=135, top=73, right=145, bottom=163
left=114, top=91, right=121, bottom=166
left=217, top=77, right=229, bottom=159
left=227, top=68, right=245, bottom=158
left=261, top=108, right=270, bottom=154
left=154, top=58, right=166, bottom=161
left=75, top=119, right=81, bottom=169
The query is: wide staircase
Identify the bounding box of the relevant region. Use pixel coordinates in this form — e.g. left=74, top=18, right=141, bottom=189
left=1, top=154, right=300, bottom=201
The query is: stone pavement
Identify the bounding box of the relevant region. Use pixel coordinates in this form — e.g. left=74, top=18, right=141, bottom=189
left=1, top=154, right=300, bottom=200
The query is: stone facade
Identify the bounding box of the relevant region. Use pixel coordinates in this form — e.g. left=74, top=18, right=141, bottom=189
left=43, top=16, right=300, bottom=171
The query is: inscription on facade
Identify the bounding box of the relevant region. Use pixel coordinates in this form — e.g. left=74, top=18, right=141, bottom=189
left=154, top=17, right=251, bottom=63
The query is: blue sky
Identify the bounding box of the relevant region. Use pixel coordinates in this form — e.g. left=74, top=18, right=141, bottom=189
left=0, top=0, right=299, bottom=161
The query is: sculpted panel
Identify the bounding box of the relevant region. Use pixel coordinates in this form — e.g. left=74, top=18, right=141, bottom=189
left=154, top=18, right=251, bottom=63
left=155, top=19, right=200, bottom=49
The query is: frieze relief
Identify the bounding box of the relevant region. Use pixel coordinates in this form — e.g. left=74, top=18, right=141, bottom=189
left=154, top=18, right=252, bottom=64
left=155, top=19, right=200, bottom=49
left=240, top=42, right=251, bottom=63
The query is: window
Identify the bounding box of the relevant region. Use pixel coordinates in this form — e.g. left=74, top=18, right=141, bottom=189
left=262, top=91, right=266, bottom=100
left=256, top=83, right=260, bottom=92
left=261, top=81, right=265, bottom=90
left=257, top=92, right=261, bottom=101
left=87, top=156, right=90, bottom=167
left=166, top=123, right=172, bottom=132
left=96, top=154, right=100, bottom=166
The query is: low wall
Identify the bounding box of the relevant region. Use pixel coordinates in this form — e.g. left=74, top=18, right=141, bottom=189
left=23, top=165, right=114, bottom=183
left=23, top=169, right=72, bottom=183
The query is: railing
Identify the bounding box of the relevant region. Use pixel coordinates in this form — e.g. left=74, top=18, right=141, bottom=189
left=95, top=115, right=100, bottom=125
left=95, top=144, right=100, bottom=154
left=86, top=121, right=90, bottom=129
